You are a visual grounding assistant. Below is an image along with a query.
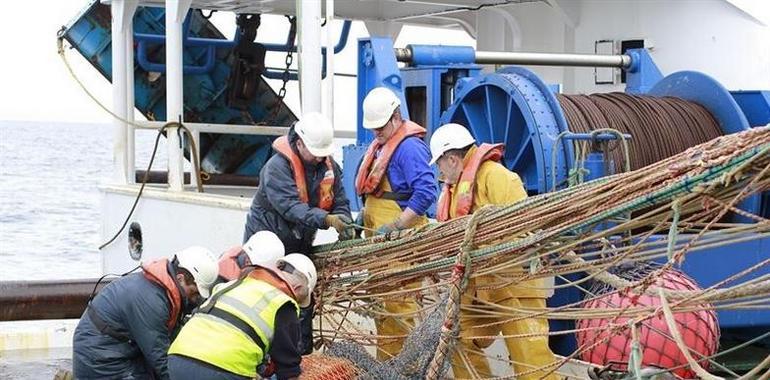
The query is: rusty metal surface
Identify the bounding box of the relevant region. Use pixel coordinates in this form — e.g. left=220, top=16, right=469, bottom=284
left=135, top=170, right=259, bottom=187
left=0, top=279, right=114, bottom=321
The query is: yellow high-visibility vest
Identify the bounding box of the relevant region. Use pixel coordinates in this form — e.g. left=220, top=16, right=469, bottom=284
left=169, top=277, right=299, bottom=378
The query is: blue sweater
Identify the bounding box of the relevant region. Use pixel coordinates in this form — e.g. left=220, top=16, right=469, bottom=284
left=384, top=136, right=437, bottom=216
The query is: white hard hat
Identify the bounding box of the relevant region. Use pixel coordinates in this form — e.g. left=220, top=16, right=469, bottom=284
left=243, top=231, right=285, bottom=266
left=362, top=87, right=401, bottom=130
left=294, top=112, right=335, bottom=157
left=429, top=123, right=476, bottom=165
left=277, top=253, right=317, bottom=306
left=175, top=246, right=219, bottom=299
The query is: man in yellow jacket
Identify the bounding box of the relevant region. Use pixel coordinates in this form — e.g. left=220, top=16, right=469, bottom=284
left=355, top=87, right=437, bottom=360
left=429, top=123, right=557, bottom=379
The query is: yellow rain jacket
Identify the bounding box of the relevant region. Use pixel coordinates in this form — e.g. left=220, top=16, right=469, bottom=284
left=444, top=145, right=557, bottom=380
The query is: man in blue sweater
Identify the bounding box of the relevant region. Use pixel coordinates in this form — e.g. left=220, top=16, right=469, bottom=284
left=354, top=86, right=437, bottom=360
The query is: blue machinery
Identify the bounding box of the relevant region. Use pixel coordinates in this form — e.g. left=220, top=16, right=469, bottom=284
left=63, top=2, right=350, bottom=175
left=63, top=1, right=769, bottom=355
left=346, top=37, right=770, bottom=353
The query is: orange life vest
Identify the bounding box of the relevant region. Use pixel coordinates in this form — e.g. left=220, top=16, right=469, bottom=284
left=436, top=143, right=505, bottom=222
left=142, top=259, right=184, bottom=331
left=272, top=136, right=335, bottom=211
left=355, top=120, right=426, bottom=196
left=218, top=246, right=245, bottom=281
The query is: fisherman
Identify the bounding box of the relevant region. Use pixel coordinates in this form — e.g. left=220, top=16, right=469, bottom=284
left=218, top=230, right=285, bottom=283
left=243, top=112, right=352, bottom=354
left=429, top=123, right=557, bottom=379
left=168, top=254, right=317, bottom=380
left=355, top=86, right=437, bottom=360
left=72, top=246, right=219, bottom=380
left=243, top=112, right=354, bottom=253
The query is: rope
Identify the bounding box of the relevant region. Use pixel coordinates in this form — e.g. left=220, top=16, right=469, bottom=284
left=426, top=207, right=489, bottom=379
left=658, top=287, right=724, bottom=380
left=311, top=128, right=770, bottom=379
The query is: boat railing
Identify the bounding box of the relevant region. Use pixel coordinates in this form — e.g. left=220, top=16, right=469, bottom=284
left=128, top=121, right=355, bottom=189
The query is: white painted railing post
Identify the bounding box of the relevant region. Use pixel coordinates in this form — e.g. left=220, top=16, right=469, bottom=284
left=125, top=7, right=136, bottom=184
left=110, top=0, right=137, bottom=184
left=297, top=0, right=323, bottom=115
left=165, top=0, right=192, bottom=191
left=325, top=0, right=335, bottom=125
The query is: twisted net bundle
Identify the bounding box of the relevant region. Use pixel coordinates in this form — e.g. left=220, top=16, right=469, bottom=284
left=309, top=127, right=770, bottom=378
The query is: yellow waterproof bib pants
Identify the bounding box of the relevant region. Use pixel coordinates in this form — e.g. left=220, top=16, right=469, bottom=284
left=363, top=178, right=428, bottom=361
left=451, top=272, right=556, bottom=380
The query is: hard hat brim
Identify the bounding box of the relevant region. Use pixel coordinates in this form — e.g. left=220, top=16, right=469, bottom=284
left=305, top=144, right=335, bottom=158
left=198, top=284, right=211, bottom=299
left=362, top=116, right=391, bottom=130
left=429, top=153, right=442, bottom=165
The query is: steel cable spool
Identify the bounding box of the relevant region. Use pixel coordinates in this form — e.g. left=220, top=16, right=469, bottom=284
left=441, top=67, right=735, bottom=195
left=557, top=93, right=723, bottom=171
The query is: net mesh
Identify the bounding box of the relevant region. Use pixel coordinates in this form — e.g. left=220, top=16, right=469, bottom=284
left=299, top=354, right=361, bottom=380
left=323, top=299, right=450, bottom=379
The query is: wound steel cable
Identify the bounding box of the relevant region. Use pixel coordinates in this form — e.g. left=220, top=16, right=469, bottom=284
left=557, top=93, right=723, bottom=171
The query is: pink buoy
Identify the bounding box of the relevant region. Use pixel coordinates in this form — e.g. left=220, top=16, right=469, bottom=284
left=576, top=263, right=719, bottom=379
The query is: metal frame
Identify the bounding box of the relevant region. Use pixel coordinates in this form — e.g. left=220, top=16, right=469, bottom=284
left=134, top=15, right=352, bottom=78
left=440, top=65, right=574, bottom=193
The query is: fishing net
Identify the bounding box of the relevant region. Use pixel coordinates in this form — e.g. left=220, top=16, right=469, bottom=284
left=299, top=354, right=360, bottom=380
left=310, top=127, right=770, bottom=379
left=324, top=299, right=451, bottom=379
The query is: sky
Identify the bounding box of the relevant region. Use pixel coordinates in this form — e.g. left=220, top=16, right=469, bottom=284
left=0, top=0, right=474, bottom=131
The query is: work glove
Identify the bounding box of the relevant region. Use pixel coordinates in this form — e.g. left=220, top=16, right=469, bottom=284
left=257, top=355, right=276, bottom=378
left=376, top=221, right=400, bottom=235
left=325, top=214, right=355, bottom=241
left=353, top=208, right=365, bottom=238
left=354, top=208, right=365, bottom=228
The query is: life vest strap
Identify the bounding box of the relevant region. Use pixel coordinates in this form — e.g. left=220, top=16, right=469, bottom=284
left=377, top=191, right=412, bottom=201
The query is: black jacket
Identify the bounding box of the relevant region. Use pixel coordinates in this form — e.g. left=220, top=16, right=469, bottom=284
left=72, top=269, right=186, bottom=379
left=244, top=130, right=351, bottom=253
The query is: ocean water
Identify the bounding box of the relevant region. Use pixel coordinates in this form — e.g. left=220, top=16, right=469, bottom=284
left=0, top=121, right=167, bottom=281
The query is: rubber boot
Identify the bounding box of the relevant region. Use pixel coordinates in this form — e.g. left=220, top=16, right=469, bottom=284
left=298, top=296, right=315, bottom=355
